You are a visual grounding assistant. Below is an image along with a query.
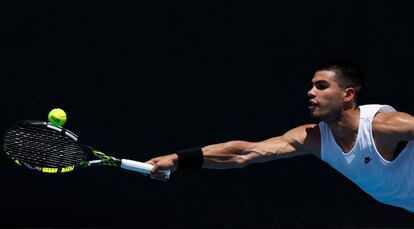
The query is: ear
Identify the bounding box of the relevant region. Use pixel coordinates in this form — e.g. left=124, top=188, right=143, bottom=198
left=343, top=87, right=356, bottom=102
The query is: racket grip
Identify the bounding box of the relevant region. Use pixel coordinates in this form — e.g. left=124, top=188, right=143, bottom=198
left=120, top=159, right=171, bottom=177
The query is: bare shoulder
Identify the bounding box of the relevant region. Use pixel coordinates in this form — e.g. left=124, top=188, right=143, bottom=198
left=373, top=112, right=414, bottom=141
left=282, top=124, right=321, bottom=158
left=373, top=112, right=414, bottom=133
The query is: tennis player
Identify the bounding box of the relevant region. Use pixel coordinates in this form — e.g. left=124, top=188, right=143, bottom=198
left=146, top=59, right=414, bottom=213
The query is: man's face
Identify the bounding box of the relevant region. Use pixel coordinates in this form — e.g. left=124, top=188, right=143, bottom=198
left=307, top=70, right=345, bottom=122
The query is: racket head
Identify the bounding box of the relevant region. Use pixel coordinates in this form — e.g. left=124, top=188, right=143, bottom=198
left=2, top=120, right=88, bottom=173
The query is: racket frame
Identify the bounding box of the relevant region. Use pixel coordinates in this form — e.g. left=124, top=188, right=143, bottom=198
left=2, top=120, right=165, bottom=176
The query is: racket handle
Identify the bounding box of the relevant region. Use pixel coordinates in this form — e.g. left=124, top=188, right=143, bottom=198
left=120, top=159, right=171, bottom=177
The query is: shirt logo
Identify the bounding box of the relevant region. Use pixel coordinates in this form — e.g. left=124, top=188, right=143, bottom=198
left=364, top=157, right=372, bottom=164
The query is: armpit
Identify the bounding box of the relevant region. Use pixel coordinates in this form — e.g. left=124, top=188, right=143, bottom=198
left=304, top=124, right=321, bottom=158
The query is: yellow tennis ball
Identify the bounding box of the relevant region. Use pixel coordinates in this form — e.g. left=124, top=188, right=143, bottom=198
left=48, top=108, right=67, bottom=126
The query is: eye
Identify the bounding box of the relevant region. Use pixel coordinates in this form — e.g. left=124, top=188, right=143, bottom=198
left=315, top=82, right=329, bottom=90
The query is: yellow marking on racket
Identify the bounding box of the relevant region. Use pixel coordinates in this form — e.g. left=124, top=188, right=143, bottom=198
left=61, top=166, right=75, bottom=173
left=42, top=167, right=58, bottom=173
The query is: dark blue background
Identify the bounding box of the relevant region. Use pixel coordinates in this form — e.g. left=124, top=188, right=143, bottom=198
left=1, top=1, right=414, bottom=227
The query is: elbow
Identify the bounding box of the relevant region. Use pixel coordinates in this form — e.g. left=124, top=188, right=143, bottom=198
left=218, top=140, right=257, bottom=168
left=232, top=141, right=264, bottom=167
left=234, top=147, right=262, bottom=168
left=234, top=155, right=251, bottom=168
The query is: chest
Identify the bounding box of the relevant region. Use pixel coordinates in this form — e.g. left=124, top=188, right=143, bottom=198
left=334, top=130, right=406, bottom=161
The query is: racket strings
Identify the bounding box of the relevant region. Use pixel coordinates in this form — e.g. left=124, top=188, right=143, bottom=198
left=4, top=125, right=85, bottom=168
left=5, top=140, right=84, bottom=167
left=6, top=127, right=79, bottom=152
left=4, top=139, right=82, bottom=168
left=4, top=132, right=84, bottom=167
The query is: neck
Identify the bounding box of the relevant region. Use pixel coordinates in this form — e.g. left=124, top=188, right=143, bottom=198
left=327, top=106, right=360, bottom=142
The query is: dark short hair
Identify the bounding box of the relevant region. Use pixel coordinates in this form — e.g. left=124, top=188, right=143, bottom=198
left=315, top=58, right=365, bottom=100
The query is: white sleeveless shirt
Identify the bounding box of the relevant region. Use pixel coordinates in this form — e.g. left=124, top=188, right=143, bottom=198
left=319, top=104, right=414, bottom=212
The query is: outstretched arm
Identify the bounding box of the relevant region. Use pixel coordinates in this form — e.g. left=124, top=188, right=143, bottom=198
left=147, top=124, right=320, bottom=179
left=201, top=124, right=321, bottom=169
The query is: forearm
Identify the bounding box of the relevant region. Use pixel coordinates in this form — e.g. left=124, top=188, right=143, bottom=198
left=201, top=140, right=256, bottom=169
left=201, top=137, right=300, bottom=169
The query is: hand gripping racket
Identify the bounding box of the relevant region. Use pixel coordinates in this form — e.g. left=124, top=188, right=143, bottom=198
left=2, top=120, right=170, bottom=177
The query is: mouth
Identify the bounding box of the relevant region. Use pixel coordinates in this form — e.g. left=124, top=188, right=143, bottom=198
left=308, top=100, right=318, bottom=110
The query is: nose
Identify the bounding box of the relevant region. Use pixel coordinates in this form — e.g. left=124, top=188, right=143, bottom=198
left=307, top=86, right=316, bottom=98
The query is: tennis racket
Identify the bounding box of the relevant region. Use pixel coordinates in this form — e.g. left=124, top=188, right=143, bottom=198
left=2, top=120, right=170, bottom=177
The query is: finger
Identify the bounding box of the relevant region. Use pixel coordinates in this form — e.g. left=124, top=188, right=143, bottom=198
left=145, top=159, right=157, bottom=164
left=151, top=163, right=160, bottom=174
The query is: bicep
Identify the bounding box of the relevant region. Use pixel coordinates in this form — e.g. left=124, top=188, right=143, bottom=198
left=374, top=112, right=414, bottom=141
left=252, top=124, right=321, bottom=162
